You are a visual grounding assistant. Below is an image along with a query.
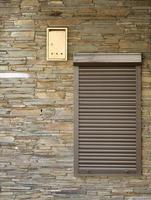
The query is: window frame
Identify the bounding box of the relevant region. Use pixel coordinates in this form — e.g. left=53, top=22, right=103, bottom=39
left=73, top=53, right=142, bottom=176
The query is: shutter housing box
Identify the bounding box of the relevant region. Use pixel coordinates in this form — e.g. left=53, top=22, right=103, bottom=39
left=74, top=53, right=142, bottom=176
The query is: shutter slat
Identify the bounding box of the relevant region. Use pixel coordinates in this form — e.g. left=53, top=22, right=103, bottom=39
left=79, top=116, right=136, bottom=120
left=80, top=124, right=136, bottom=127
left=79, top=145, right=136, bottom=149
left=79, top=137, right=136, bottom=140
left=79, top=128, right=136, bottom=131
left=79, top=164, right=136, bottom=167
left=80, top=80, right=136, bottom=83
left=80, top=130, right=136, bottom=133
left=80, top=87, right=136, bottom=91
left=79, top=156, right=136, bottom=160
left=80, top=90, right=136, bottom=94
left=79, top=75, right=135, bottom=79
left=79, top=130, right=136, bottom=134
left=80, top=100, right=136, bottom=103
left=79, top=135, right=136, bottom=142
left=79, top=142, right=136, bottom=145
left=79, top=153, right=136, bottom=156
left=79, top=139, right=136, bottom=142
left=79, top=95, right=136, bottom=100
left=79, top=149, right=136, bottom=153
left=80, top=113, right=136, bottom=116
left=79, top=120, right=136, bottom=124
left=79, top=72, right=136, bottom=75
left=80, top=84, right=136, bottom=87
left=80, top=110, right=136, bottom=113
left=79, top=167, right=136, bottom=172
left=80, top=105, right=136, bottom=108
left=79, top=68, right=136, bottom=71
left=79, top=160, right=136, bottom=164
left=79, top=99, right=136, bottom=104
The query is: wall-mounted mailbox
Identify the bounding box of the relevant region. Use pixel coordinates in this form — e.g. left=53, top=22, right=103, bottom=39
left=47, top=27, right=67, bottom=61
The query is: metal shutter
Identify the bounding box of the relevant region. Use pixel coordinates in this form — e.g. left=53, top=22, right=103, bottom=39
left=74, top=53, right=142, bottom=176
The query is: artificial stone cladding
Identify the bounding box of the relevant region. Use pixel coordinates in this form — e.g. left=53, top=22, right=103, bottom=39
left=0, top=0, right=150, bottom=200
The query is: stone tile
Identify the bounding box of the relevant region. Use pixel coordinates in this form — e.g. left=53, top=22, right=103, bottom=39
left=11, top=31, right=35, bottom=40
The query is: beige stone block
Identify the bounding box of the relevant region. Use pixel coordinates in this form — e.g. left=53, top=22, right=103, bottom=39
left=12, top=43, right=36, bottom=51
left=0, top=32, right=10, bottom=38
left=60, top=132, right=72, bottom=144
left=35, top=91, right=49, bottom=99
left=14, top=20, right=34, bottom=27
left=104, top=38, right=119, bottom=44
left=142, top=89, right=151, bottom=96
left=75, top=7, right=96, bottom=16
left=0, top=137, right=14, bottom=144
left=46, top=122, right=73, bottom=131
left=142, top=76, right=151, bottom=83
left=0, top=65, right=9, bottom=71
left=11, top=31, right=34, bottom=41
left=0, top=8, right=20, bottom=14
left=119, top=40, right=148, bottom=50
left=37, top=81, right=55, bottom=89
left=11, top=109, right=41, bottom=116
left=97, top=7, right=129, bottom=17
left=8, top=50, right=36, bottom=57
left=45, top=18, right=81, bottom=26
left=80, top=0, right=93, bottom=3
left=48, top=0, right=63, bottom=5
left=21, top=0, right=39, bottom=7
left=38, top=138, right=57, bottom=146
left=35, top=90, right=65, bottom=99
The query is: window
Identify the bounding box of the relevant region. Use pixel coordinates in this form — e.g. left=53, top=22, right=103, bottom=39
left=73, top=53, right=142, bottom=176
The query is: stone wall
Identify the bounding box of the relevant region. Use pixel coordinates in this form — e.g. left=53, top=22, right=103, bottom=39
left=0, top=0, right=151, bottom=199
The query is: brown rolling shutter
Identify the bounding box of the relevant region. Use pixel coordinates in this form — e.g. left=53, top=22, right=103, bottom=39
left=74, top=53, right=142, bottom=176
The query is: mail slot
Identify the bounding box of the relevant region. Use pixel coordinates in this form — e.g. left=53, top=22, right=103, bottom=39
left=46, top=27, right=67, bottom=61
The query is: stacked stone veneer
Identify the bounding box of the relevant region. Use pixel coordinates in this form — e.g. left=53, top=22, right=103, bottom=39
left=0, top=0, right=151, bottom=199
